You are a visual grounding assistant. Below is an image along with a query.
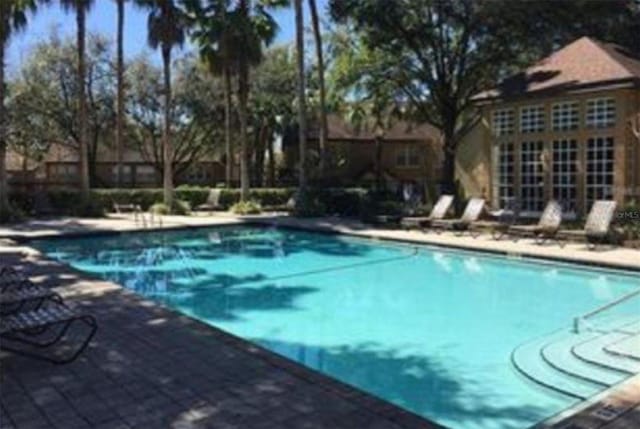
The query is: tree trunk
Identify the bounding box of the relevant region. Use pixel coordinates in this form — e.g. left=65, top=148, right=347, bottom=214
left=308, top=0, right=327, bottom=177
left=267, top=132, right=275, bottom=187
left=294, top=0, right=307, bottom=193
left=237, top=62, right=250, bottom=202
left=223, top=66, right=233, bottom=187
left=115, top=0, right=125, bottom=188
left=0, top=39, right=8, bottom=218
left=77, top=8, right=90, bottom=203
left=375, top=136, right=383, bottom=192
left=162, top=45, right=174, bottom=207
left=255, top=125, right=267, bottom=187
left=440, top=129, right=457, bottom=195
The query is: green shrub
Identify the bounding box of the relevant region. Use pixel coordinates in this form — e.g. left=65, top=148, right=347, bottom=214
left=73, top=199, right=106, bottom=217
left=92, top=189, right=164, bottom=211
left=230, top=200, right=262, bottom=215
left=292, top=193, right=327, bottom=217
left=8, top=186, right=367, bottom=219
left=218, top=188, right=295, bottom=209
left=292, top=188, right=366, bottom=217
left=0, top=204, right=26, bottom=224
left=616, top=202, right=640, bottom=241
left=175, top=186, right=211, bottom=208
left=149, top=199, right=191, bottom=215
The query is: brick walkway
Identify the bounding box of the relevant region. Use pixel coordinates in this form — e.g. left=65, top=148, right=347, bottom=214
left=0, top=249, right=437, bottom=429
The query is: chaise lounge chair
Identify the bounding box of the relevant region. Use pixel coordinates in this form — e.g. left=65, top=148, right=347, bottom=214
left=430, top=198, right=486, bottom=236
left=400, top=195, right=454, bottom=229
left=196, top=189, right=223, bottom=213
left=508, top=200, right=563, bottom=245
left=1, top=279, right=63, bottom=316
left=1, top=267, right=26, bottom=291
left=559, top=200, right=618, bottom=250
left=0, top=301, right=97, bottom=364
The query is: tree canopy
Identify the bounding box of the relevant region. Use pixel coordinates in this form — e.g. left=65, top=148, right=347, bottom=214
left=330, top=0, right=640, bottom=191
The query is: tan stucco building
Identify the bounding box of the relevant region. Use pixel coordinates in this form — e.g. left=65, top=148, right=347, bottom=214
left=292, top=114, right=441, bottom=192
left=458, top=37, right=640, bottom=217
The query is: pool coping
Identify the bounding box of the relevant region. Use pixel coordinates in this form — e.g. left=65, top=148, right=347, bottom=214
left=16, top=216, right=640, bottom=275
left=10, top=215, right=640, bottom=428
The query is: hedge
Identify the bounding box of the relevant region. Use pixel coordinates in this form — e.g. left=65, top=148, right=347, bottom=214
left=8, top=186, right=376, bottom=218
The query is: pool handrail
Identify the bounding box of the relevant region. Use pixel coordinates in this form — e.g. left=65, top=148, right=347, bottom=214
left=573, top=287, right=640, bottom=333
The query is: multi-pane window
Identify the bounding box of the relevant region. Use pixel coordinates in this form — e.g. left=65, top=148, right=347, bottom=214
left=552, top=139, right=578, bottom=214
left=496, top=142, right=515, bottom=209
left=520, top=105, right=545, bottom=133
left=396, top=145, right=420, bottom=167
left=136, top=165, right=157, bottom=184
left=187, top=165, right=209, bottom=183
left=552, top=102, right=579, bottom=131
left=586, top=137, right=615, bottom=209
left=111, top=165, right=132, bottom=184
left=520, top=141, right=545, bottom=213
left=586, top=98, right=616, bottom=129
left=50, top=164, right=79, bottom=181
left=492, top=109, right=514, bottom=136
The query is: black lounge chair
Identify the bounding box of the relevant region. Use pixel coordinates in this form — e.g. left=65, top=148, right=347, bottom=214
left=1, top=302, right=97, bottom=364
left=0, top=267, right=26, bottom=291
left=401, top=195, right=454, bottom=229
left=1, top=280, right=63, bottom=316
left=508, top=200, right=563, bottom=245
left=430, top=198, right=486, bottom=237
left=559, top=200, right=618, bottom=250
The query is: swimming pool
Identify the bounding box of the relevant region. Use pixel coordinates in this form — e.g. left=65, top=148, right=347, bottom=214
left=32, top=225, right=640, bottom=429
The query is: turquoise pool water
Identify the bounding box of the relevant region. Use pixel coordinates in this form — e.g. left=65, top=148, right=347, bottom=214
left=33, top=226, right=640, bottom=429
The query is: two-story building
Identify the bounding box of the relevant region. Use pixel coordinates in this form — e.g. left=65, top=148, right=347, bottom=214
left=458, top=37, right=640, bottom=217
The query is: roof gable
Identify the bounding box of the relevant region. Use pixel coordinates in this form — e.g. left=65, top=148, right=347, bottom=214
left=476, top=37, right=640, bottom=101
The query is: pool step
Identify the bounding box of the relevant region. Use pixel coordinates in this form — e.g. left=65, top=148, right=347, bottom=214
left=572, top=332, right=640, bottom=374
left=605, top=333, right=640, bottom=361
left=512, top=319, right=640, bottom=401
left=541, top=332, right=627, bottom=386
left=511, top=331, right=602, bottom=400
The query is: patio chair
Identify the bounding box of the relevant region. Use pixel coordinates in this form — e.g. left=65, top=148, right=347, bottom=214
left=430, top=198, right=486, bottom=237
left=508, top=200, right=563, bottom=245
left=0, top=301, right=97, bottom=364
left=559, top=200, right=618, bottom=250
left=400, top=195, right=454, bottom=229
left=1, top=280, right=63, bottom=316
left=0, top=267, right=26, bottom=291
left=196, top=189, right=222, bottom=213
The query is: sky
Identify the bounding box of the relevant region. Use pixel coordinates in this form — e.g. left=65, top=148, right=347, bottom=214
left=6, top=0, right=330, bottom=75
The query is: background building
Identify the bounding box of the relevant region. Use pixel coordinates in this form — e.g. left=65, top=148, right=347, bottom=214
left=458, top=37, right=640, bottom=217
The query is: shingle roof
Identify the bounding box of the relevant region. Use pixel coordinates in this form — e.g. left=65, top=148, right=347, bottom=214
left=308, top=114, right=440, bottom=143
left=475, top=37, right=640, bottom=101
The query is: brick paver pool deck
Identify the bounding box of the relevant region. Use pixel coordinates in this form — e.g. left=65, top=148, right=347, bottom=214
left=1, top=214, right=638, bottom=429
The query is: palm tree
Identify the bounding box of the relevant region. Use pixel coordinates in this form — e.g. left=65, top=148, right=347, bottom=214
left=308, top=0, right=327, bottom=177
left=294, top=0, right=306, bottom=193
left=187, top=0, right=235, bottom=187
left=136, top=0, right=186, bottom=208
left=229, top=0, right=283, bottom=201
left=60, top=0, right=94, bottom=204
left=114, top=0, right=126, bottom=187
left=165, top=0, right=283, bottom=202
